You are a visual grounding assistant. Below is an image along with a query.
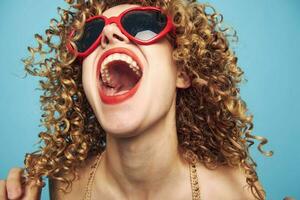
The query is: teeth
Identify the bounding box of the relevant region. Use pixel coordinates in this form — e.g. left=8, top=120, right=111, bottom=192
left=101, top=53, right=141, bottom=71
left=126, top=57, right=132, bottom=63
left=107, top=56, right=113, bottom=62
left=131, top=61, right=137, bottom=68
left=112, top=54, right=119, bottom=60
left=103, top=59, right=109, bottom=66
left=100, top=53, right=143, bottom=86
left=116, top=90, right=130, bottom=96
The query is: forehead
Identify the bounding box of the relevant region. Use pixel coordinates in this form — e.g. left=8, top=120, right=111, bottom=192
left=102, top=4, right=140, bottom=18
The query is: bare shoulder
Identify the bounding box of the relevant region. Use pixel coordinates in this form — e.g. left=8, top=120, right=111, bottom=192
left=49, top=155, right=98, bottom=200
left=196, top=162, right=263, bottom=200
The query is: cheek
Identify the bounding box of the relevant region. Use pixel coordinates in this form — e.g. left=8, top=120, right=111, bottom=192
left=82, top=57, right=98, bottom=110
left=142, top=44, right=178, bottom=110
left=81, top=47, right=103, bottom=92
left=144, top=44, right=177, bottom=87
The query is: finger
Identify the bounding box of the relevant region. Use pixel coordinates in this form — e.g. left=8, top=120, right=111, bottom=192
left=22, top=181, right=42, bottom=200
left=6, top=168, right=24, bottom=200
left=0, top=180, right=8, bottom=200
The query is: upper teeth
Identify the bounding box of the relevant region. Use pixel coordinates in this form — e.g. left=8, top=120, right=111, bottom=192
left=100, top=53, right=142, bottom=86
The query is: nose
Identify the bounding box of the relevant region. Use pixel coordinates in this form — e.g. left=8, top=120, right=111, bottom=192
left=100, top=23, right=130, bottom=48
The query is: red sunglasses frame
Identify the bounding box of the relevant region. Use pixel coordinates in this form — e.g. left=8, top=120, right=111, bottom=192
left=67, top=6, right=175, bottom=58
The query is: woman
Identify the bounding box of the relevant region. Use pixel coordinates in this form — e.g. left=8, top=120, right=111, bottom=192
left=0, top=0, right=272, bottom=199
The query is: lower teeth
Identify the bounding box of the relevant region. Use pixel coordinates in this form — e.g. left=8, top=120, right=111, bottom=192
left=105, top=87, right=130, bottom=96
left=115, top=90, right=130, bottom=95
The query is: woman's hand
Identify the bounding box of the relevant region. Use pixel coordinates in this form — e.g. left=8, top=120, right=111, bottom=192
left=0, top=168, right=41, bottom=200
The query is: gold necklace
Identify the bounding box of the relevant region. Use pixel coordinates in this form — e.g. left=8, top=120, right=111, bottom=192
left=189, top=162, right=201, bottom=200
left=83, top=152, right=201, bottom=200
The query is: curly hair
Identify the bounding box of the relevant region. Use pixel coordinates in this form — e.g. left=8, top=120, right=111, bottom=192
left=23, top=0, right=273, bottom=199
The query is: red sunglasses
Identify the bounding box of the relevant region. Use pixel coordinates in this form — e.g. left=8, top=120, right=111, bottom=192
left=67, top=6, right=175, bottom=58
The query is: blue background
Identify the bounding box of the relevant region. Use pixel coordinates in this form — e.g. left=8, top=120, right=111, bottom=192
left=0, top=1, right=299, bottom=199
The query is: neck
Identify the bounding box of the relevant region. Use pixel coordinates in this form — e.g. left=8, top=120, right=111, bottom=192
left=95, top=101, right=189, bottom=198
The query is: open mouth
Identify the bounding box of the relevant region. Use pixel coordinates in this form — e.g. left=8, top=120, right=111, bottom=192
left=97, top=49, right=144, bottom=104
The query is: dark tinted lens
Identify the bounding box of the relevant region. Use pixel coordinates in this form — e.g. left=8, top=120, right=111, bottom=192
left=121, top=10, right=167, bottom=41
left=75, top=18, right=105, bottom=52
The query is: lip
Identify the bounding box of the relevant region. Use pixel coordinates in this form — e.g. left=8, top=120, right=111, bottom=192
left=96, top=47, right=144, bottom=105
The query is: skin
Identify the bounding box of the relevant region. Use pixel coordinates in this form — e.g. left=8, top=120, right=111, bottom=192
left=0, top=168, right=41, bottom=200
left=0, top=4, right=265, bottom=200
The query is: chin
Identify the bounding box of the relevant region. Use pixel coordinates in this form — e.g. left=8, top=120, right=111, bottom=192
left=104, top=127, right=142, bottom=139
left=99, top=114, right=144, bottom=138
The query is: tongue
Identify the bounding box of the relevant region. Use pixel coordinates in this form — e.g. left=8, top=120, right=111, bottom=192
left=108, top=60, right=140, bottom=92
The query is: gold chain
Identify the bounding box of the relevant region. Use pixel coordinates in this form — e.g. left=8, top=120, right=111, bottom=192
left=82, top=153, right=104, bottom=200
left=83, top=152, right=201, bottom=200
left=189, top=162, right=201, bottom=200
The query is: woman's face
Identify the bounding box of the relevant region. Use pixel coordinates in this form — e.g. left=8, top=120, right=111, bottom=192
left=82, top=4, right=189, bottom=137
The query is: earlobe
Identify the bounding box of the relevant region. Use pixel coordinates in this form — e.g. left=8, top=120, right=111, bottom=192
left=176, top=69, right=191, bottom=89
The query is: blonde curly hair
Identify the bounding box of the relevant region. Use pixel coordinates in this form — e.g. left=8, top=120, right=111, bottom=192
left=23, top=0, right=273, bottom=199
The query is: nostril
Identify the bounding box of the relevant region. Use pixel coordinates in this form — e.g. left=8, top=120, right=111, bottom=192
left=104, top=36, right=109, bottom=44
left=113, top=34, right=124, bottom=41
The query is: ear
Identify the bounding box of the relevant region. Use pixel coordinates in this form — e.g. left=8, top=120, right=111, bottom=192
left=176, top=68, right=191, bottom=89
